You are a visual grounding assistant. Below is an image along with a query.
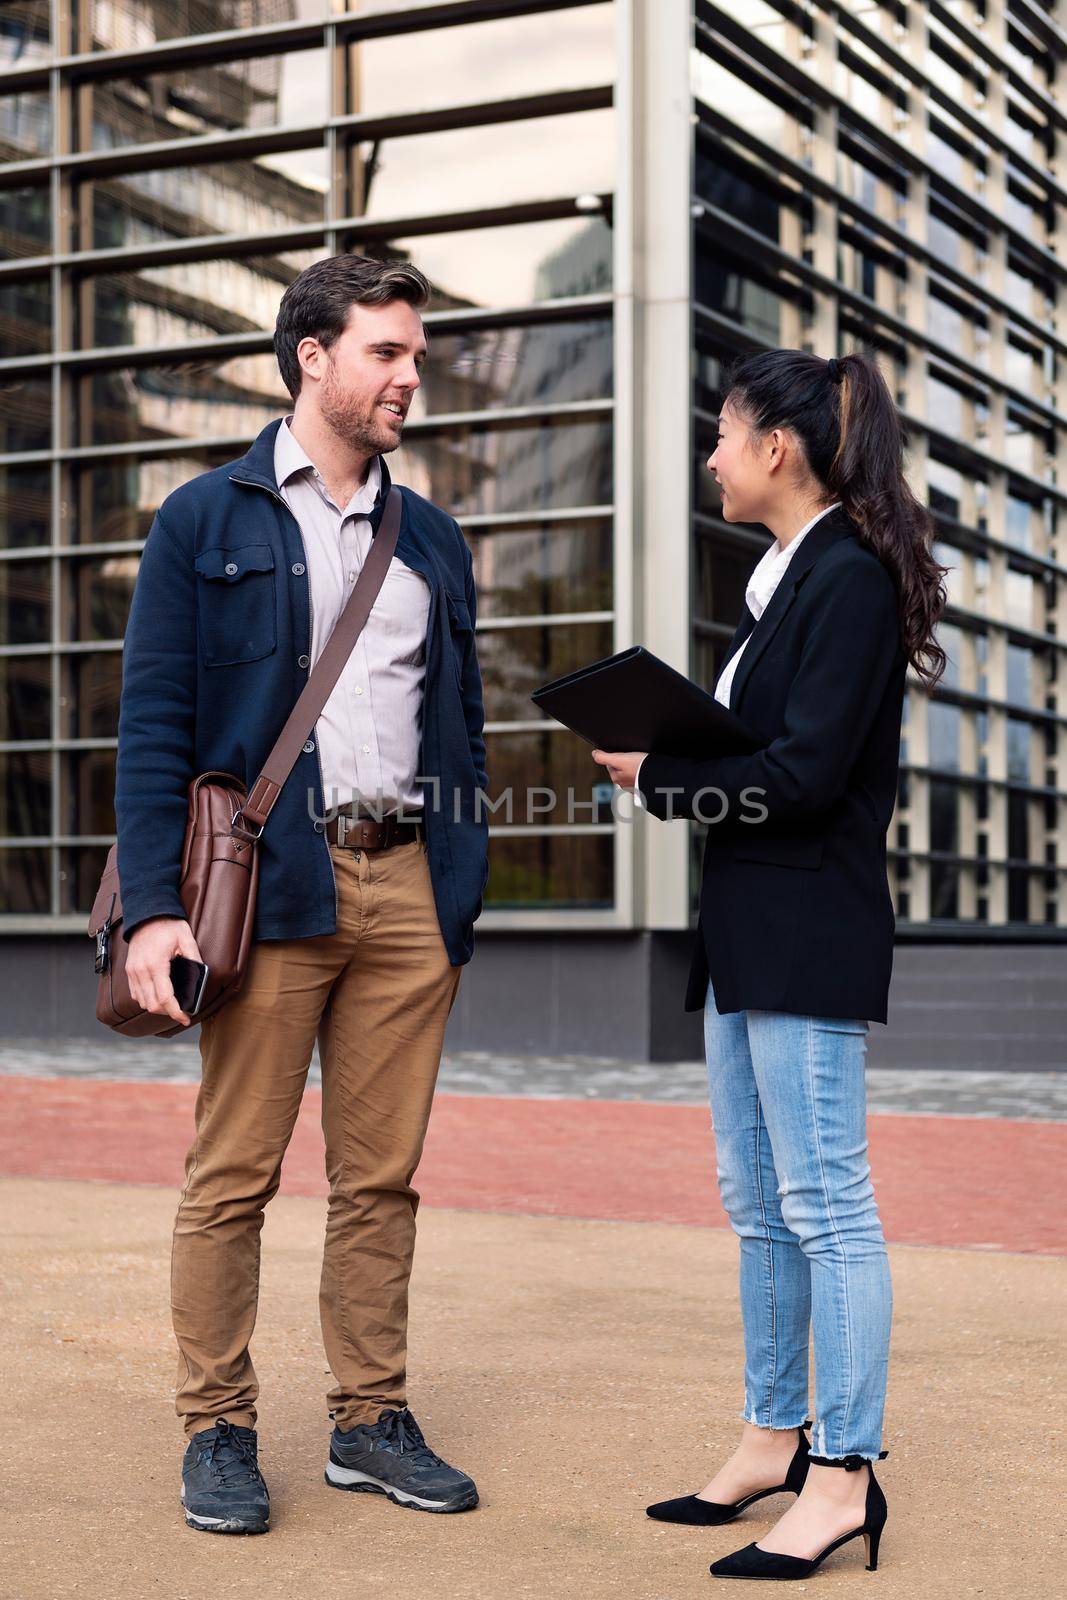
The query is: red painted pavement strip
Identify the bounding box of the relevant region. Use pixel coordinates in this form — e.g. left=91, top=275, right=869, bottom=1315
left=1, top=1075, right=1064, bottom=1255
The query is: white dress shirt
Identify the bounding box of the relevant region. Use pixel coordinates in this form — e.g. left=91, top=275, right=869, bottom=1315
left=634, top=503, right=841, bottom=804
left=274, top=418, right=431, bottom=815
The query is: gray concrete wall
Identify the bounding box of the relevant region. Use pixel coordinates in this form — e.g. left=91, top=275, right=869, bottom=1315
left=1, top=933, right=1065, bottom=1071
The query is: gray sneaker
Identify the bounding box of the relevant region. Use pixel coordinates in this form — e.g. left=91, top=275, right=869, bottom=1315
left=181, top=1419, right=270, bottom=1534
left=325, top=1406, right=478, bottom=1513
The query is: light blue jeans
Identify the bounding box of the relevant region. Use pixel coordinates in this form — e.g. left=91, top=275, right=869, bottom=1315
left=703, top=973, right=891, bottom=1462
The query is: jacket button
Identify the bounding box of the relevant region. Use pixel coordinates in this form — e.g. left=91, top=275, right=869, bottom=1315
left=224, top=561, right=238, bottom=575
left=303, top=739, right=315, bottom=753
left=292, top=562, right=305, bottom=575
left=298, top=653, right=310, bottom=668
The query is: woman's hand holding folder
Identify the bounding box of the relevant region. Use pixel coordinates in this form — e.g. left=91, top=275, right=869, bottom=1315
left=591, top=750, right=646, bottom=791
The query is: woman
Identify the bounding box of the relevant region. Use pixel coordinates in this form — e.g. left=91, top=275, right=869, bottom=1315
left=593, top=348, right=946, bottom=1581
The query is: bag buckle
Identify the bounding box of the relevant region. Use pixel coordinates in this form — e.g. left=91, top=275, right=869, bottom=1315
left=94, top=891, right=117, bottom=974
left=231, top=806, right=264, bottom=841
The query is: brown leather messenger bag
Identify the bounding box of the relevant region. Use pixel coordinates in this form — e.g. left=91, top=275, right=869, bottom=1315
left=87, top=485, right=403, bottom=1038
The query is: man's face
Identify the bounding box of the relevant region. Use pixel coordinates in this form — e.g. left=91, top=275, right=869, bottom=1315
left=298, top=299, right=427, bottom=455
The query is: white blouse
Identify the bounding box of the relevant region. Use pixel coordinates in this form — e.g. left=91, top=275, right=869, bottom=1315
left=713, top=501, right=841, bottom=711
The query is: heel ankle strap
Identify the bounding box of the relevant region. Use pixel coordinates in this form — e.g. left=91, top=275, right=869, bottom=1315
left=807, top=1449, right=888, bottom=1470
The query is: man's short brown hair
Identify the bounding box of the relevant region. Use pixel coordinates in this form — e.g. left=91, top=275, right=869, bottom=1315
left=273, top=253, right=431, bottom=400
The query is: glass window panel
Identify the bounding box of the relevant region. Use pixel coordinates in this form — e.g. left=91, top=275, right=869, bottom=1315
left=0, top=182, right=50, bottom=260
left=81, top=149, right=328, bottom=251
left=695, top=538, right=754, bottom=627
left=0, top=277, right=51, bottom=358
left=693, top=53, right=789, bottom=146
left=60, top=844, right=111, bottom=914
left=395, top=418, right=612, bottom=517
left=0, top=374, right=50, bottom=453
left=1006, top=340, right=1039, bottom=392
left=1006, top=644, right=1032, bottom=707
left=928, top=214, right=963, bottom=269
left=1007, top=716, right=1031, bottom=781
left=1005, top=569, right=1034, bottom=628
left=694, top=250, right=793, bottom=344
left=694, top=631, right=736, bottom=698
left=65, top=651, right=122, bottom=739
left=1004, top=493, right=1034, bottom=549
left=929, top=777, right=959, bottom=855
left=1008, top=788, right=1029, bottom=862
left=483, top=730, right=613, bottom=827
left=694, top=149, right=796, bottom=242
left=935, top=622, right=962, bottom=690
left=80, top=354, right=291, bottom=447
left=927, top=375, right=965, bottom=434
left=0, top=557, right=49, bottom=645
left=361, top=217, right=612, bottom=310
left=0, top=463, right=50, bottom=549
left=1007, top=867, right=1031, bottom=921
left=0, top=655, right=50, bottom=740
left=929, top=859, right=959, bottom=919
left=346, top=109, right=612, bottom=220
left=61, top=747, right=116, bottom=836
left=79, top=49, right=329, bottom=151
left=67, top=553, right=139, bottom=641
left=70, top=451, right=234, bottom=543
left=927, top=294, right=964, bottom=350
left=414, top=318, right=612, bottom=420
left=0, top=748, right=50, bottom=837
left=932, top=540, right=964, bottom=608
left=79, top=247, right=327, bottom=349
left=346, top=5, right=614, bottom=116
left=2, top=3, right=51, bottom=65
left=927, top=458, right=962, bottom=521
left=1005, top=418, right=1048, bottom=475
left=0, top=91, right=51, bottom=158
left=468, top=519, right=612, bottom=620
left=928, top=128, right=965, bottom=185
left=694, top=436, right=725, bottom=520
left=928, top=700, right=960, bottom=770
left=693, top=337, right=731, bottom=415
left=484, top=831, right=613, bottom=910
left=477, top=621, right=613, bottom=723
left=0, top=845, right=50, bottom=911
left=76, top=0, right=326, bottom=51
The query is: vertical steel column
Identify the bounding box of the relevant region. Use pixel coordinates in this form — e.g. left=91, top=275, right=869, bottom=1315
left=622, top=0, right=693, bottom=932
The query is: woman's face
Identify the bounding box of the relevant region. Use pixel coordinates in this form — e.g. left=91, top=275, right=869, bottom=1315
left=706, top=398, right=768, bottom=523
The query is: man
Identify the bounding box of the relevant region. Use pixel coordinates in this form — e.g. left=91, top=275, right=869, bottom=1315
left=115, top=254, right=489, bottom=1533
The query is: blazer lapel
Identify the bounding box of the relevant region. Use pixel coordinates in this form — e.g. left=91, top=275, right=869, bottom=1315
left=728, top=506, right=859, bottom=714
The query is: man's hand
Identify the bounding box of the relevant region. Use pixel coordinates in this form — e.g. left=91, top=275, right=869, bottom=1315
left=125, top=918, right=203, bottom=1027
left=591, top=750, right=647, bottom=791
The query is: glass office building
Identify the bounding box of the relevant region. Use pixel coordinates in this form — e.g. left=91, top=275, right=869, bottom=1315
left=2, top=0, right=1064, bottom=1061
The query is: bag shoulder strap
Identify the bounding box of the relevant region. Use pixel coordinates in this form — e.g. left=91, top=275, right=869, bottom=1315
left=237, top=484, right=402, bottom=832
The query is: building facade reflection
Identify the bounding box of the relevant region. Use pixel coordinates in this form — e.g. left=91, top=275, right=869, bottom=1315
left=2, top=0, right=1063, bottom=1057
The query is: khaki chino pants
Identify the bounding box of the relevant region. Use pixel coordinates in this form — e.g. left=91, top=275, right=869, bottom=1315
left=170, top=834, right=462, bottom=1439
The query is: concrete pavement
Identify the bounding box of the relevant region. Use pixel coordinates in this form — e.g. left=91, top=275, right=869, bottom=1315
left=1, top=1177, right=1063, bottom=1600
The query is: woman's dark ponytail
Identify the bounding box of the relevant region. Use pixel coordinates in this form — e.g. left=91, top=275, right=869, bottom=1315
left=724, top=347, right=948, bottom=691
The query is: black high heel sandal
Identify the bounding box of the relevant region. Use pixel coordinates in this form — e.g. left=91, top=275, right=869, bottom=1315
left=645, top=1421, right=813, bottom=1526
left=709, top=1448, right=888, bottom=1579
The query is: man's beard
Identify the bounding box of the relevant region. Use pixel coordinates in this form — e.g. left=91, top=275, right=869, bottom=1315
left=319, top=363, right=400, bottom=456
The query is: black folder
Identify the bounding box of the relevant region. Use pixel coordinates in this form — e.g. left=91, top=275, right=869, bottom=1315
left=530, top=645, right=764, bottom=758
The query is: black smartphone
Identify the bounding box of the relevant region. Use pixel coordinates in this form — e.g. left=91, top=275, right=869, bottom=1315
left=170, top=956, right=209, bottom=1016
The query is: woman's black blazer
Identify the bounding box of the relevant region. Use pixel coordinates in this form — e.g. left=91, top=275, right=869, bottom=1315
left=637, top=505, right=907, bottom=1024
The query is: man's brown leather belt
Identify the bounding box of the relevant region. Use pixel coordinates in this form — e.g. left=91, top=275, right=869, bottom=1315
left=324, top=810, right=425, bottom=850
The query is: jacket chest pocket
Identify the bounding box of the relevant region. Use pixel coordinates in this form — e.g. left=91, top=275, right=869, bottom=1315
left=194, top=544, right=277, bottom=667
left=445, top=590, right=473, bottom=680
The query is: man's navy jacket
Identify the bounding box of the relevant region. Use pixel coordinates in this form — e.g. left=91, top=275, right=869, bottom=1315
left=114, top=417, right=489, bottom=966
